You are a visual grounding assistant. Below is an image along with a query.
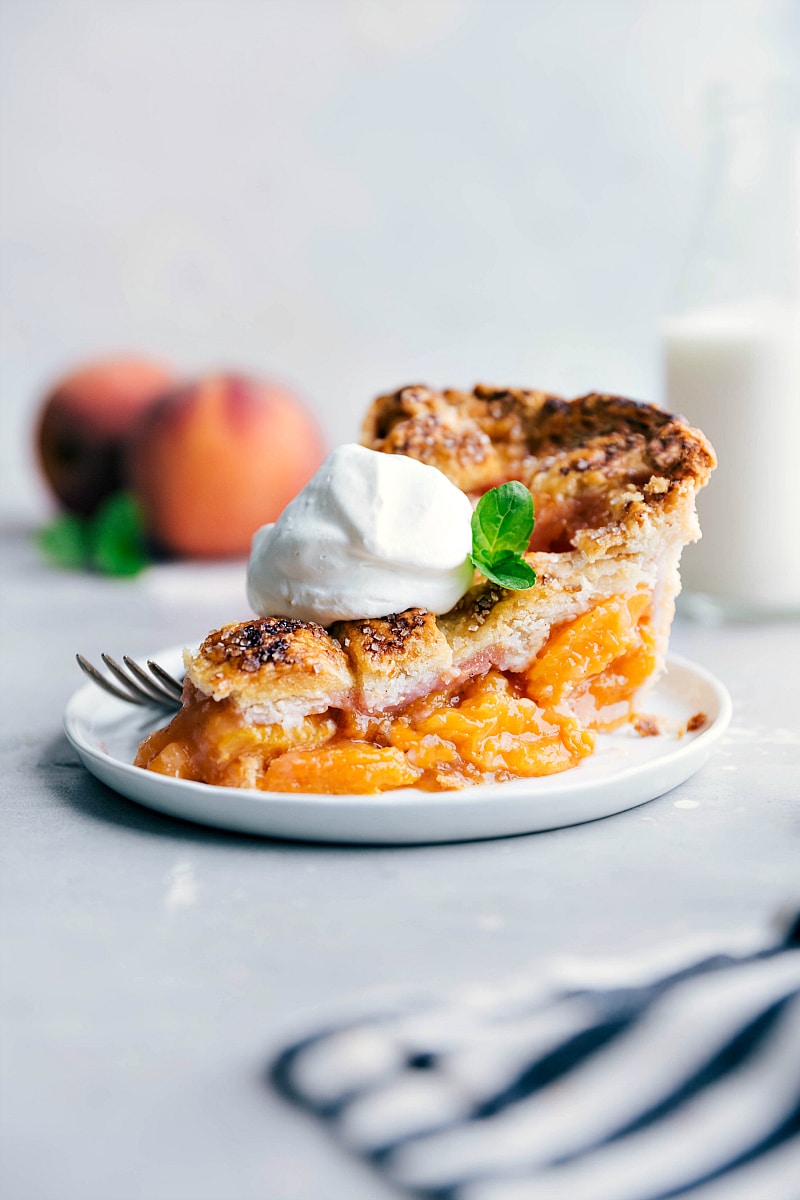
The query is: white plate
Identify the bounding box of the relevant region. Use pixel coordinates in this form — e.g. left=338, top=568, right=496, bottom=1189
left=64, top=650, right=731, bottom=845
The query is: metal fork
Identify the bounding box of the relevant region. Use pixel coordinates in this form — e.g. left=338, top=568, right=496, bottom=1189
left=76, top=654, right=183, bottom=710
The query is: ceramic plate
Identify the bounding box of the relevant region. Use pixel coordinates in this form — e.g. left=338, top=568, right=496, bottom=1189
left=64, top=649, right=731, bottom=844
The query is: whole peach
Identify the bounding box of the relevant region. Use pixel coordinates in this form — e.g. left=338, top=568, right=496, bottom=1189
left=37, top=356, right=176, bottom=515
left=128, top=374, right=326, bottom=558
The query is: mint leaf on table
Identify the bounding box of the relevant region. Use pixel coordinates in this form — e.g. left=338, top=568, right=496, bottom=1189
left=470, top=481, right=537, bottom=591
left=36, top=492, right=149, bottom=577
left=37, top=513, right=90, bottom=569
left=90, top=493, right=148, bottom=577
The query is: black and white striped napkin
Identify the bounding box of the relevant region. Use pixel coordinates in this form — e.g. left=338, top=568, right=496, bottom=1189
left=272, top=914, right=800, bottom=1199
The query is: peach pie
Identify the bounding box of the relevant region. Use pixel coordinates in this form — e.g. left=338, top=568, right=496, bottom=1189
left=135, top=385, right=715, bottom=793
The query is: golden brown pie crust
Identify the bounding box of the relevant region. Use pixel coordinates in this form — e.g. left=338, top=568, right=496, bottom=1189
left=362, top=384, right=715, bottom=553
left=137, top=385, right=716, bottom=792
left=181, top=387, right=714, bottom=719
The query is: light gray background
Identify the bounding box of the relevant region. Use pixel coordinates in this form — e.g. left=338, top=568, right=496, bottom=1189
left=2, top=0, right=799, bottom=514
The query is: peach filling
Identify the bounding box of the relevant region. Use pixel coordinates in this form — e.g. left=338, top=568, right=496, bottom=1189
left=134, top=592, right=655, bottom=793
left=526, top=592, right=655, bottom=731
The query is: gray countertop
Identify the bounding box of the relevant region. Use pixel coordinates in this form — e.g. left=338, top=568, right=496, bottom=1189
left=2, top=521, right=798, bottom=1200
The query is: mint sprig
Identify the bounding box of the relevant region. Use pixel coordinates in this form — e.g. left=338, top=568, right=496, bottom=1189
left=470, top=481, right=536, bottom=591
left=90, top=493, right=148, bottom=576
left=37, top=492, right=149, bottom=578
left=37, top=512, right=90, bottom=569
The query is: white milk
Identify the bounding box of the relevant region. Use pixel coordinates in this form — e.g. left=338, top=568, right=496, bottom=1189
left=663, top=302, right=800, bottom=613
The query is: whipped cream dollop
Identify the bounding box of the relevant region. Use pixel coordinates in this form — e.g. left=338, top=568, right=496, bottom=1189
left=246, top=443, right=474, bottom=625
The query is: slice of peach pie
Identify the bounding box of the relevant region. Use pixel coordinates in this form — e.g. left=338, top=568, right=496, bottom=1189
left=135, top=385, right=715, bottom=793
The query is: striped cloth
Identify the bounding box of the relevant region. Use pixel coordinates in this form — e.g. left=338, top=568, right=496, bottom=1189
left=272, top=914, right=800, bottom=1200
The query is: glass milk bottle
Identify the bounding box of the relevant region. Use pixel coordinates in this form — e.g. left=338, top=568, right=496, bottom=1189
left=662, top=84, right=800, bottom=621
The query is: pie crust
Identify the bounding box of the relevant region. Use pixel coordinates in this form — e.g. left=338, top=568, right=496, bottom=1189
left=135, top=386, right=715, bottom=793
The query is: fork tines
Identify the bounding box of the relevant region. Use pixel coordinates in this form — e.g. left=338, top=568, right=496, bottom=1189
left=76, top=654, right=183, bottom=709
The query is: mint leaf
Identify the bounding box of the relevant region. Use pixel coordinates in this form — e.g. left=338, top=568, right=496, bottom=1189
left=473, top=552, right=537, bottom=591
left=90, top=493, right=148, bottom=577
left=470, top=482, right=536, bottom=592
left=37, top=513, right=90, bottom=569
left=471, top=481, right=534, bottom=562
left=36, top=493, right=149, bottom=576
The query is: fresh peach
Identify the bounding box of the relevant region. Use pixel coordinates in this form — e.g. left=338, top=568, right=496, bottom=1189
left=127, top=374, right=326, bottom=558
left=37, top=356, right=176, bottom=515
